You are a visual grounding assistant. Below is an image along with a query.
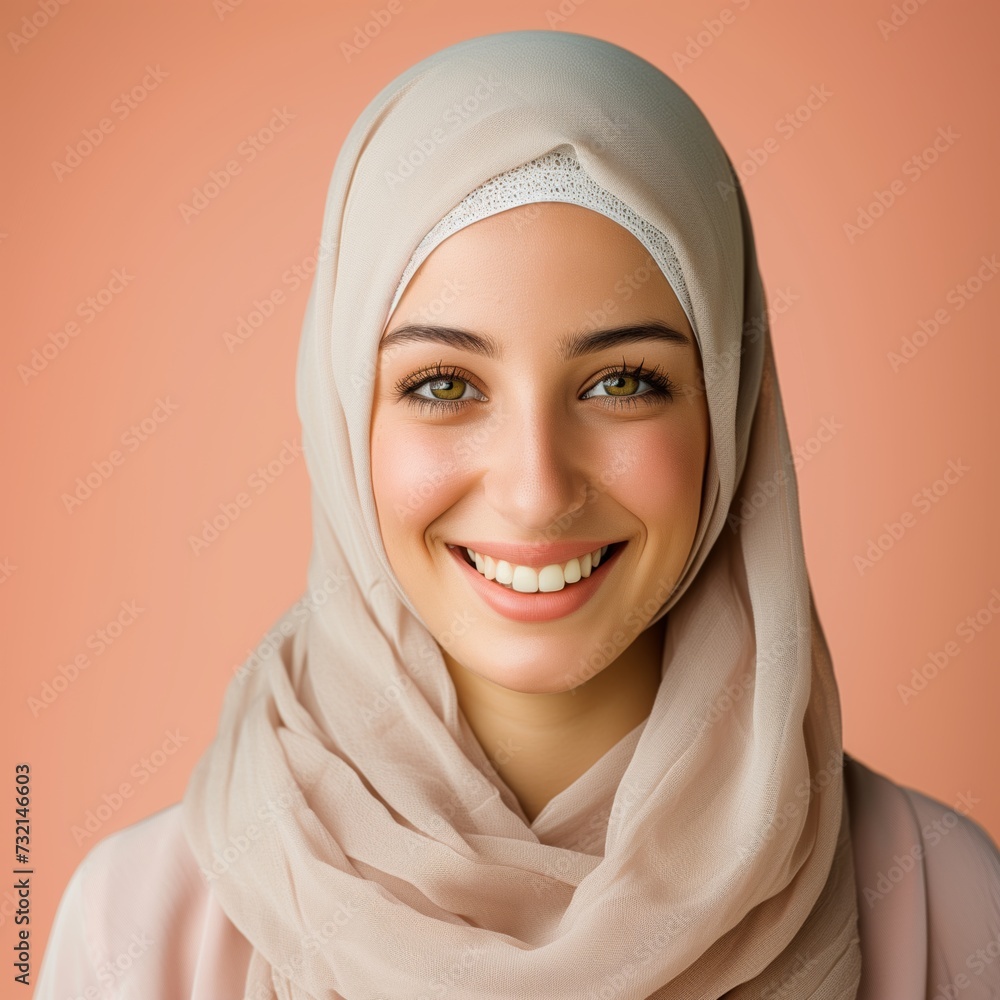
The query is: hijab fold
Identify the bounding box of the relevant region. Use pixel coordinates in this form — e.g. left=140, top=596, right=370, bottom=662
left=182, top=29, right=861, bottom=999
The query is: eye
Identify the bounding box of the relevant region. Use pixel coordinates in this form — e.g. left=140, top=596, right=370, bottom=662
left=392, top=357, right=677, bottom=415
left=393, top=362, right=486, bottom=414
left=582, top=358, right=677, bottom=410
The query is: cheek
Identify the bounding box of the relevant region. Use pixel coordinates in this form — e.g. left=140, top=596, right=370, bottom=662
left=370, top=414, right=472, bottom=537
left=601, top=417, right=707, bottom=531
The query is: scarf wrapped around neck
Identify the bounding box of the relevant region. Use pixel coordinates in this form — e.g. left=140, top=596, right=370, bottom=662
left=182, top=29, right=862, bottom=1000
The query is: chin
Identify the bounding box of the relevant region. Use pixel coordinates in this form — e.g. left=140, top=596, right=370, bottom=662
left=447, top=643, right=596, bottom=696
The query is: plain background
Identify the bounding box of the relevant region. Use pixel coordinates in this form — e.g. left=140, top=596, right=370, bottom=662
left=3, top=0, right=998, bottom=967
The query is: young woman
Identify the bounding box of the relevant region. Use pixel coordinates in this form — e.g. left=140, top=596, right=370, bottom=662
left=36, top=29, right=1000, bottom=1000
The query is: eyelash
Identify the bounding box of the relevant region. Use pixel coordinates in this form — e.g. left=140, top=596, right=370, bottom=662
left=392, top=357, right=678, bottom=415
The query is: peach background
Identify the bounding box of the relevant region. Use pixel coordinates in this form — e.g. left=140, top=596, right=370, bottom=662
left=3, top=0, right=998, bottom=971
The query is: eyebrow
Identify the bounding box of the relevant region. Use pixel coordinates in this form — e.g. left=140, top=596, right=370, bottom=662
left=378, top=321, right=691, bottom=361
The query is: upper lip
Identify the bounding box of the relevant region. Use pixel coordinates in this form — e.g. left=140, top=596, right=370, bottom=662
left=447, top=539, right=623, bottom=567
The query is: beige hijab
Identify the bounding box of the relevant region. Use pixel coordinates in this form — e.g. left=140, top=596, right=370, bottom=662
left=182, top=29, right=861, bottom=999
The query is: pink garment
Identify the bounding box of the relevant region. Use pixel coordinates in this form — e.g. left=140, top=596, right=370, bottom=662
left=34, top=753, right=1000, bottom=999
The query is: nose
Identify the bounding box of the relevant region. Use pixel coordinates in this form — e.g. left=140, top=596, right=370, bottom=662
left=482, top=399, right=590, bottom=534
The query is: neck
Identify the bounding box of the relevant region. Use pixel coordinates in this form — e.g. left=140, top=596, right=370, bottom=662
left=444, top=617, right=666, bottom=823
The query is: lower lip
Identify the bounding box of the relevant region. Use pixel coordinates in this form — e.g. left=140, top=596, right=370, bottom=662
left=445, top=543, right=626, bottom=623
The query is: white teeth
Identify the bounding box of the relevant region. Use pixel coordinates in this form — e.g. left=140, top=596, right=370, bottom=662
left=459, top=544, right=612, bottom=591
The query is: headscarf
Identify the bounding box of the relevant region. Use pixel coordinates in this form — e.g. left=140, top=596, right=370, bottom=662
left=182, top=29, right=862, bottom=999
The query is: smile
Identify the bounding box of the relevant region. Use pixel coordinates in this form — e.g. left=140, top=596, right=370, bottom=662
left=444, top=541, right=628, bottom=623
left=458, top=542, right=618, bottom=591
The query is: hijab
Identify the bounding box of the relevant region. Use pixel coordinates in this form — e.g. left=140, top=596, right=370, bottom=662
left=182, top=29, right=862, bottom=999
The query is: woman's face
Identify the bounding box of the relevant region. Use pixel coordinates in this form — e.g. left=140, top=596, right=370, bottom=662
left=370, top=202, right=709, bottom=695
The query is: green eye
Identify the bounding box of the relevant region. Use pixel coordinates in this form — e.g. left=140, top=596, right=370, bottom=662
left=393, top=358, right=677, bottom=416
left=424, top=376, right=468, bottom=401
left=591, top=373, right=641, bottom=397
left=392, top=364, right=487, bottom=413
left=581, top=359, right=677, bottom=409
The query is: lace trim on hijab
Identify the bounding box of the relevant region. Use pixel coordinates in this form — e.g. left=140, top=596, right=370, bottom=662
left=388, top=144, right=694, bottom=323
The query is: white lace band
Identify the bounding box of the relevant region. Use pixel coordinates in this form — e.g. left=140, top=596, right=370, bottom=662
left=388, top=144, right=693, bottom=324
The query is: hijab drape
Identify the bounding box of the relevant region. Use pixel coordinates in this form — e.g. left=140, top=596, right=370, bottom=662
left=182, top=29, right=862, bottom=999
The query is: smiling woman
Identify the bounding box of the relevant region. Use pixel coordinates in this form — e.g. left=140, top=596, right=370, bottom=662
left=35, top=27, right=1000, bottom=1000
left=370, top=200, right=710, bottom=819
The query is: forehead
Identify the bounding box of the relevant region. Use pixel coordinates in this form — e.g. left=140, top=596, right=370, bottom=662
left=382, top=202, right=694, bottom=344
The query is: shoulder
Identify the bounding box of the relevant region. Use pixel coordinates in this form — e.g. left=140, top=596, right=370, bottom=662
left=843, top=752, right=1000, bottom=994
left=76, top=799, right=203, bottom=899
left=897, top=776, right=1000, bottom=978
left=844, top=752, right=1000, bottom=904
left=36, top=802, right=252, bottom=1000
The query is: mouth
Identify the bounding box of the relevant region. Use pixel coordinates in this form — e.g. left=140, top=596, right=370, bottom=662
left=450, top=540, right=627, bottom=585
left=443, top=540, right=628, bottom=623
